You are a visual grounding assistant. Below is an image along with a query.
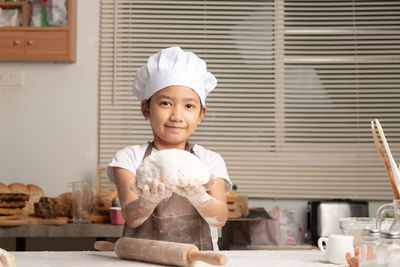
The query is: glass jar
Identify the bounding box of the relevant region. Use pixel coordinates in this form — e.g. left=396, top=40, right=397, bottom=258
left=376, top=232, right=400, bottom=267
left=359, top=229, right=380, bottom=267
left=376, top=200, right=400, bottom=233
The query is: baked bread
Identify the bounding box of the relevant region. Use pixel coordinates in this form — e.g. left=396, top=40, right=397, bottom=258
left=0, top=208, right=23, bottom=215
left=27, top=184, right=44, bottom=196
left=23, top=184, right=45, bottom=216
left=106, top=189, right=118, bottom=199
left=0, top=183, right=10, bottom=193
left=34, top=197, right=72, bottom=219
left=59, top=192, right=72, bottom=199
left=90, top=212, right=110, bottom=223
left=94, top=195, right=112, bottom=214
left=8, top=183, right=29, bottom=194
left=112, top=195, right=120, bottom=207
left=0, top=192, right=29, bottom=216
left=0, top=201, right=26, bottom=209
left=0, top=193, right=29, bottom=202
left=0, top=215, right=17, bottom=220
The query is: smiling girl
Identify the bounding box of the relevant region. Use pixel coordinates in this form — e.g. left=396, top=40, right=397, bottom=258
left=106, top=47, right=232, bottom=251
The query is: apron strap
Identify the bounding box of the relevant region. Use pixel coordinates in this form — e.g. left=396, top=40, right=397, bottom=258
left=144, top=142, right=154, bottom=158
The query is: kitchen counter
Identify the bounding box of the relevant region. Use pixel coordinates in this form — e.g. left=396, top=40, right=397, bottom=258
left=11, top=250, right=345, bottom=267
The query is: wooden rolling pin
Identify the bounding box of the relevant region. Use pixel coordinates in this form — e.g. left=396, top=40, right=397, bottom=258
left=94, top=237, right=227, bottom=267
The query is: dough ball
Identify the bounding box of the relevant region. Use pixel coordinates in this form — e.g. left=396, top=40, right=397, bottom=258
left=0, top=248, right=15, bottom=267
left=136, top=149, right=210, bottom=189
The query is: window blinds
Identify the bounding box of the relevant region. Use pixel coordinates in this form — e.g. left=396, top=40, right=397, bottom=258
left=99, top=0, right=400, bottom=199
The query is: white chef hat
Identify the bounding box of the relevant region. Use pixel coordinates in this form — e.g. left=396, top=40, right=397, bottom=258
left=132, top=47, right=217, bottom=105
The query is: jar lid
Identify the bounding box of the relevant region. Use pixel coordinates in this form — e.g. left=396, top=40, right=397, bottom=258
left=362, top=228, right=380, bottom=236
left=381, top=232, right=400, bottom=239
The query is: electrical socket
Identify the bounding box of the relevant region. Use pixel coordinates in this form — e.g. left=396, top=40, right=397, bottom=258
left=0, top=70, right=24, bottom=87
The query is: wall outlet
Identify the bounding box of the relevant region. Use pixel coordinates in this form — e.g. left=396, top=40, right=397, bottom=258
left=0, top=70, right=24, bottom=87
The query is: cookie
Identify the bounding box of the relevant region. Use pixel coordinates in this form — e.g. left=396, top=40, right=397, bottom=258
left=0, top=208, right=23, bottom=215
left=0, top=201, right=26, bottom=209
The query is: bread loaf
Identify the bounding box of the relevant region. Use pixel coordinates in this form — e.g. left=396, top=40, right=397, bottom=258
left=94, top=195, right=112, bottom=214
left=8, top=183, right=29, bottom=194
left=27, top=184, right=44, bottom=196
left=112, top=196, right=121, bottom=207
left=59, top=192, right=72, bottom=199
left=90, top=212, right=110, bottom=223
left=0, top=183, right=10, bottom=193
left=106, top=189, right=118, bottom=199
left=23, top=184, right=45, bottom=216
left=34, top=197, right=72, bottom=219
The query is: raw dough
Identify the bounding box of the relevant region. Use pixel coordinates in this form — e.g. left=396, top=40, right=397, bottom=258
left=0, top=248, right=15, bottom=267
left=136, top=149, right=210, bottom=189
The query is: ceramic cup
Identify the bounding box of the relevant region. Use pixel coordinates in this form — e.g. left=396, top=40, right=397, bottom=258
left=318, top=234, right=354, bottom=265
left=109, top=207, right=125, bottom=225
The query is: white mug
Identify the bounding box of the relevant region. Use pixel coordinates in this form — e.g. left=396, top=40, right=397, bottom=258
left=318, top=234, right=354, bottom=265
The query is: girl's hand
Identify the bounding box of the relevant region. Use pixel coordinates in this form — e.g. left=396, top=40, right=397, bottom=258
left=173, top=174, right=216, bottom=196
left=137, top=179, right=173, bottom=204
left=346, top=247, right=359, bottom=267
left=173, top=181, right=211, bottom=205
left=203, top=174, right=216, bottom=191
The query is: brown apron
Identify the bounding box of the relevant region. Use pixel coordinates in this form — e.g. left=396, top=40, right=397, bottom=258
left=122, top=142, right=213, bottom=250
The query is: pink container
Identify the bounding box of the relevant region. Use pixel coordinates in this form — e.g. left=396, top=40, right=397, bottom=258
left=109, top=207, right=125, bottom=225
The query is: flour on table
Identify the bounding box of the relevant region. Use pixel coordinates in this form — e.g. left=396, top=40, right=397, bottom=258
left=136, top=149, right=210, bottom=188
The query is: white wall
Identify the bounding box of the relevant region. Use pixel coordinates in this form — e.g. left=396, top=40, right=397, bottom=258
left=0, top=1, right=99, bottom=196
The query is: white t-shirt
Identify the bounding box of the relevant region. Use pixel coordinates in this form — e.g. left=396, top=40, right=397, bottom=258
left=106, top=143, right=232, bottom=251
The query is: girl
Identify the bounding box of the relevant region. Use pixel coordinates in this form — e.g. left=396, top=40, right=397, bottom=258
left=106, top=47, right=232, bottom=251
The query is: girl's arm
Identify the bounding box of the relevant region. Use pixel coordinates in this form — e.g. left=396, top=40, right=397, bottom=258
left=174, top=176, right=228, bottom=227
left=113, top=167, right=172, bottom=228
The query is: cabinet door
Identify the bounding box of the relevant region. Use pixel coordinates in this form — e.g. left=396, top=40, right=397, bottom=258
left=25, top=31, right=68, bottom=56
left=0, top=32, right=25, bottom=57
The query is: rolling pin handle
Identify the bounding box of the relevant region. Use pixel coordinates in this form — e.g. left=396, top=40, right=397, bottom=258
left=94, top=241, right=115, bottom=251
left=188, top=250, right=227, bottom=266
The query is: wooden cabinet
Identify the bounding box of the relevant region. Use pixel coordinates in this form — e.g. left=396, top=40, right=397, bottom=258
left=0, top=0, right=76, bottom=62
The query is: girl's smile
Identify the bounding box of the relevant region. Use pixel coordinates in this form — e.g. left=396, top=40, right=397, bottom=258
left=165, top=125, right=186, bottom=131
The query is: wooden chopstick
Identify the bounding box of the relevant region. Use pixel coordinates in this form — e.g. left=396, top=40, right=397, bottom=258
left=370, top=120, right=400, bottom=199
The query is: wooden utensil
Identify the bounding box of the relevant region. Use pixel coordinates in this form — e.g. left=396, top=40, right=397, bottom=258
left=94, top=237, right=227, bottom=267
left=371, top=119, right=400, bottom=199
left=0, top=216, right=69, bottom=226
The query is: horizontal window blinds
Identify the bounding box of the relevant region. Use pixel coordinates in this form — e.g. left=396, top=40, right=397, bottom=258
left=99, top=0, right=400, bottom=199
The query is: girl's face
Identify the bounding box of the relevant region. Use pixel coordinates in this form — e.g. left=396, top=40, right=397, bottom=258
left=141, top=85, right=207, bottom=150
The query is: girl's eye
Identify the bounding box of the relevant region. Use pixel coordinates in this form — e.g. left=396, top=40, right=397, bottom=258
left=186, top=104, right=194, bottom=109
left=161, top=101, right=171, bottom=106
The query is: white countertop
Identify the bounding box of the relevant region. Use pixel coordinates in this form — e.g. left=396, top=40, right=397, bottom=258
left=11, top=250, right=347, bottom=267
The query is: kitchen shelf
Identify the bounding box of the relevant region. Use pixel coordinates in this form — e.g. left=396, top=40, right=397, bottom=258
left=0, top=26, right=69, bottom=31
left=0, top=1, right=31, bottom=26
left=0, top=0, right=76, bottom=62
